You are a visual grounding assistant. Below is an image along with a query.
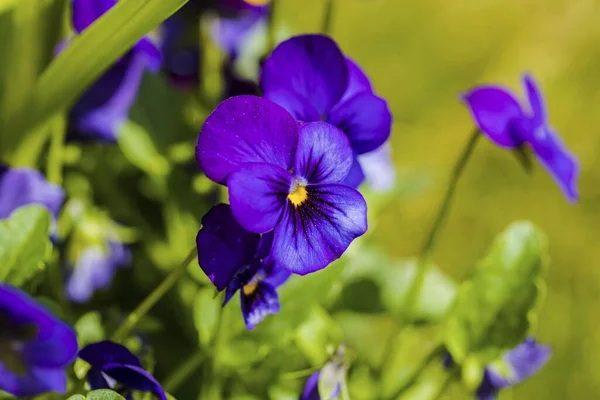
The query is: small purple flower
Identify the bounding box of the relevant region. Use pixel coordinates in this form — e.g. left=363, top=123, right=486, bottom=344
left=463, top=74, right=579, bottom=202
left=0, top=284, right=78, bottom=397
left=68, top=0, right=162, bottom=142
left=260, top=34, right=393, bottom=189
left=0, top=167, right=64, bottom=221
left=160, top=14, right=201, bottom=90
left=476, top=338, right=551, bottom=400
left=79, top=341, right=166, bottom=400
left=197, top=204, right=289, bottom=329
left=300, top=372, right=341, bottom=400
left=196, top=96, right=368, bottom=275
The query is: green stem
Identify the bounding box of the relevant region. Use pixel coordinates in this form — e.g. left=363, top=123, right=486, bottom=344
left=112, top=248, right=196, bottom=342
left=402, top=128, right=480, bottom=320
left=266, top=0, right=278, bottom=53
left=47, top=114, right=66, bottom=185
left=164, top=350, right=205, bottom=393
left=321, top=0, right=335, bottom=35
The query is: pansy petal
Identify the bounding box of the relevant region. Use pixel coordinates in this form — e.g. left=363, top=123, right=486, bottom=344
left=87, top=369, right=112, bottom=390
left=69, top=51, right=147, bottom=142
left=103, top=364, right=167, bottom=400
left=134, top=37, right=162, bottom=72
left=196, top=204, right=260, bottom=291
left=529, top=127, right=579, bottom=202
left=503, top=338, right=551, bottom=385
left=340, top=57, right=373, bottom=102
left=522, top=74, right=547, bottom=126
left=210, top=7, right=267, bottom=57
left=462, top=86, right=525, bottom=148
left=79, top=341, right=142, bottom=369
left=358, top=143, right=396, bottom=192
left=72, top=0, right=116, bottom=33
left=263, top=88, right=321, bottom=122
left=294, top=122, right=354, bottom=184
left=272, top=184, right=367, bottom=274
left=328, top=92, right=392, bottom=154
left=66, top=246, right=118, bottom=303
left=241, top=281, right=280, bottom=330
left=0, top=364, right=67, bottom=397
left=228, top=162, right=291, bottom=233
left=196, top=96, right=299, bottom=183
left=475, top=369, right=500, bottom=400
left=0, top=168, right=64, bottom=221
left=264, top=260, right=291, bottom=288
left=261, top=34, right=348, bottom=116
left=342, top=156, right=366, bottom=189
left=301, top=372, right=321, bottom=400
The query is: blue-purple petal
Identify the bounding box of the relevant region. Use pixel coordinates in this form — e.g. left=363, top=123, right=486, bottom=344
left=328, top=92, right=392, bottom=154
left=263, top=88, right=321, bottom=122
left=357, top=143, right=396, bottom=192
left=210, top=6, right=267, bottom=58
left=133, top=37, right=162, bottom=73
left=300, top=372, right=321, bottom=400
left=340, top=57, right=373, bottom=103
left=71, top=0, right=116, bottom=33
left=271, top=184, right=367, bottom=275
left=261, top=34, right=349, bottom=117
left=341, top=156, right=365, bottom=189
left=294, top=122, right=354, bottom=184
left=78, top=341, right=142, bottom=369
left=522, top=74, right=547, bottom=127
left=241, top=281, right=280, bottom=330
left=103, top=364, right=167, bottom=400
left=196, top=95, right=299, bottom=183
left=0, top=364, right=68, bottom=397
left=462, top=86, right=525, bottom=148
left=228, top=162, right=290, bottom=233
left=503, top=338, right=551, bottom=385
left=196, top=204, right=261, bottom=291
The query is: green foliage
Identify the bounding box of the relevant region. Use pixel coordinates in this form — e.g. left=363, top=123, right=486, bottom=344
left=0, top=205, right=52, bottom=286
left=193, top=287, right=221, bottom=348
left=68, top=390, right=125, bottom=400
left=444, top=222, right=548, bottom=388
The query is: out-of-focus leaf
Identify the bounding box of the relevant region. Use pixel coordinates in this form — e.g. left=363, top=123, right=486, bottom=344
left=4, top=0, right=189, bottom=165
left=86, top=390, right=127, bottom=400
left=75, top=311, right=105, bottom=346
left=218, top=338, right=270, bottom=369
left=118, top=120, right=171, bottom=178
left=295, top=306, right=342, bottom=366
left=67, top=396, right=87, bottom=400
left=396, top=355, right=456, bottom=400
left=444, top=221, right=547, bottom=387
left=0, top=205, right=52, bottom=286
left=193, top=287, right=221, bottom=347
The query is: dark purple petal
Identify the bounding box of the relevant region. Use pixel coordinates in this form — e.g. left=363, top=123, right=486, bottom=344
left=357, top=143, right=396, bottom=192
left=0, top=168, right=64, bottom=221
left=196, top=96, right=299, bottom=183
left=529, top=127, right=579, bottom=202
left=522, top=74, right=546, bottom=127
left=160, top=15, right=200, bottom=89
left=196, top=204, right=260, bottom=291
left=462, top=86, right=526, bottom=148
left=263, top=88, right=321, bottom=122
left=340, top=57, right=373, bottom=103
left=475, top=369, right=499, bottom=400
left=240, top=281, right=280, bottom=330
left=69, top=51, right=147, bottom=142
left=0, top=364, right=67, bottom=397
left=271, top=184, right=367, bottom=275
left=328, top=92, right=392, bottom=154
left=87, top=368, right=112, bottom=390
left=133, top=37, right=162, bottom=73
left=228, top=162, right=291, bottom=233
left=79, top=341, right=142, bottom=369
left=294, top=122, right=353, bottom=184
left=103, top=364, right=167, bottom=400
left=261, top=34, right=349, bottom=117
left=300, top=372, right=321, bottom=400
left=71, top=0, right=116, bottom=33
left=264, top=260, right=291, bottom=288
left=341, top=156, right=365, bottom=189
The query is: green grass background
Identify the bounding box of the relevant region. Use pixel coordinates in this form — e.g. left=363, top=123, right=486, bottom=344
left=280, top=0, right=600, bottom=398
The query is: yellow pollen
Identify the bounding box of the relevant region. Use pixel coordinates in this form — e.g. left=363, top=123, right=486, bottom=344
left=243, top=282, right=258, bottom=296
left=288, top=184, right=308, bottom=207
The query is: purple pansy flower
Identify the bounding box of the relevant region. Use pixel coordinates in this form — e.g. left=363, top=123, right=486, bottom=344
left=197, top=204, right=290, bottom=329
left=463, top=73, right=579, bottom=202
left=260, top=34, right=393, bottom=189
left=79, top=341, right=166, bottom=400
left=0, top=167, right=64, bottom=221
left=67, top=0, right=162, bottom=142
left=475, top=338, right=551, bottom=400
left=196, top=96, right=368, bottom=275
left=0, top=284, right=78, bottom=397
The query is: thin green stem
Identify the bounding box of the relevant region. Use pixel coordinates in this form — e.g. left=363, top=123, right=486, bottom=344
left=164, top=350, right=205, bottom=393
left=47, top=115, right=66, bottom=185
left=321, top=0, right=335, bottom=35
left=112, top=248, right=196, bottom=342
left=401, top=128, right=481, bottom=320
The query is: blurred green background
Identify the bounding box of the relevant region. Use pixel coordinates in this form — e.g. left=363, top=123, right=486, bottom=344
left=280, top=0, right=600, bottom=398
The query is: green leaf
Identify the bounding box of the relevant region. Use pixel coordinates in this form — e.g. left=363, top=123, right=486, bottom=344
left=67, top=396, right=87, bottom=400
left=86, top=390, right=126, bottom=400
left=295, top=306, right=342, bottom=365
left=193, top=287, right=221, bottom=347
left=4, top=0, right=189, bottom=165
left=0, top=205, right=52, bottom=286
left=444, top=221, right=547, bottom=371
left=118, top=120, right=171, bottom=178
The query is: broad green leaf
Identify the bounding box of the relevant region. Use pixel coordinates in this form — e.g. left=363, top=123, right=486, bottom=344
left=5, top=0, right=189, bottom=165
left=74, top=311, right=105, bottom=346
left=444, top=221, right=547, bottom=373
left=67, top=396, right=87, bottom=400
left=86, top=390, right=126, bottom=400
left=193, top=287, right=221, bottom=347
left=0, top=205, right=52, bottom=286
left=118, top=120, right=171, bottom=178
left=295, top=306, right=342, bottom=365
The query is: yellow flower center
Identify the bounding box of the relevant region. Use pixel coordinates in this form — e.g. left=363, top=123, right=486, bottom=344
left=243, top=282, right=258, bottom=296
left=288, top=183, right=308, bottom=207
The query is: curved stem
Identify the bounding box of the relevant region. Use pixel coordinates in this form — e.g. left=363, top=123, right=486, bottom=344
left=164, top=350, right=205, bottom=393
left=321, top=0, right=335, bottom=35
left=112, top=248, right=196, bottom=342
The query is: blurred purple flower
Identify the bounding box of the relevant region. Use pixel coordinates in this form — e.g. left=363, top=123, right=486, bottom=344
left=196, top=96, right=367, bottom=275
left=67, top=0, right=161, bottom=142
left=0, top=284, right=78, bottom=397
left=300, top=372, right=340, bottom=400
left=197, top=204, right=290, bottom=329
left=160, top=14, right=201, bottom=90
left=476, top=338, right=551, bottom=400
left=463, top=74, right=579, bottom=202
left=261, top=34, right=393, bottom=189
left=0, top=167, right=64, bottom=221
left=79, top=341, right=166, bottom=400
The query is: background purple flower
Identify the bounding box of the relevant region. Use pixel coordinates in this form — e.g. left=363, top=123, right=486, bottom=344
left=196, top=204, right=289, bottom=329
left=79, top=341, right=166, bottom=400
left=68, top=0, right=162, bottom=142
left=463, top=74, right=579, bottom=202
left=196, top=96, right=368, bottom=275
left=300, top=372, right=341, bottom=400
left=0, top=284, right=78, bottom=397
left=260, top=34, right=393, bottom=189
